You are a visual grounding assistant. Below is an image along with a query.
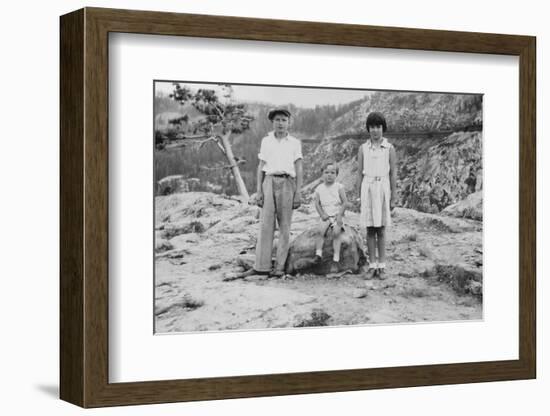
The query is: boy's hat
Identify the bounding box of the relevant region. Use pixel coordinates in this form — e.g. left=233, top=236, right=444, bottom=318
left=268, top=107, right=291, bottom=120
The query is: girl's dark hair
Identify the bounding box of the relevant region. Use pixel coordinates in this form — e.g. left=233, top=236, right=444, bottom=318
left=322, top=161, right=339, bottom=175
left=366, top=112, right=387, bottom=132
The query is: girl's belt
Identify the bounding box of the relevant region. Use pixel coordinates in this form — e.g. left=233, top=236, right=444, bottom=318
left=364, top=175, right=388, bottom=181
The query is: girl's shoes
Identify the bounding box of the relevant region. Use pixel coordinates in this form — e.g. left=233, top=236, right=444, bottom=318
left=365, top=268, right=378, bottom=280
left=364, top=267, right=387, bottom=280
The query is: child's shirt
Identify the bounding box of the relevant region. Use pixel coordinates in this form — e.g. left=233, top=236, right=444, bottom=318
left=258, top=132, right=303, bottom=177
left=315, top=182, right=344, bottom=217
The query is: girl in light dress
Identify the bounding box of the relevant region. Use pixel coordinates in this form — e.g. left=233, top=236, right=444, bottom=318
left=357, top=112, right=397, bottom=280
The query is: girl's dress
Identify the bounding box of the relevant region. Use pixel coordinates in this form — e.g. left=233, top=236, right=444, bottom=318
left=360, top=138, right=393, bottom=227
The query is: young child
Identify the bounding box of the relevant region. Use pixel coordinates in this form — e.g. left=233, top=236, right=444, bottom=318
left=313, top=162, right=350, bottom=273
left=357, top=112, right=397, bottom=280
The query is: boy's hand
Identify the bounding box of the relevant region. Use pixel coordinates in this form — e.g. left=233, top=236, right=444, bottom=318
left=321, top=213, right=330, bottom=221
left=292, top=193, right=301, bottom=209
left=390, top=194, right=396, bottom=211
left=255, top=192, right=264, bottom=208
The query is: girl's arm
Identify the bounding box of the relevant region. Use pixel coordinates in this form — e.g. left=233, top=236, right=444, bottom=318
left=389, top=146, right=397, bottom=208
left=357, top=145, right=364, bottom=199
left=337, top=186, right=350, bottom=226
left=338, top=186, right=350, bottom=216
left=314, top=192, right=328, bottom=221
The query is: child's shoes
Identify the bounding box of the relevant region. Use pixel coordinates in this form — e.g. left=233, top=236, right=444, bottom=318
left=329, top=261, right=339, bottom=274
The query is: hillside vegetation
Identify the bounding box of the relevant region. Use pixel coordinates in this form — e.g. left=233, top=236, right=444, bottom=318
left=154, top=90, right=482, bottom=215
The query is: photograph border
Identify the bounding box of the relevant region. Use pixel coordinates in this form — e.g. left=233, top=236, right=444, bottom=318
left=60, top=7, right=536, bottom=408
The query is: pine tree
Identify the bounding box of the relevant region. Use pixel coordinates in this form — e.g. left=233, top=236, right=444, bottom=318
left=165, top=83, right=255, bottom=202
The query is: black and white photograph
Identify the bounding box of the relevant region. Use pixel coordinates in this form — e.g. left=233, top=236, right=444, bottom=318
left=154, top=81, right=483, bottom=333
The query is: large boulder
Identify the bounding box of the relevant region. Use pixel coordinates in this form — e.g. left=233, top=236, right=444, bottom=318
left=156, top=175, right=200, bottom=195
left=285, top=225, right=366, bottom=275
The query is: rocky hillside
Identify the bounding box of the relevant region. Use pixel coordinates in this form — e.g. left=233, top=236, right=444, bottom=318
left=156, top=90, right=483, bottom=216
left=303, top=130, right=482, bottom=217
left=301, top=91, right=483, bottom=215
left=327, top=91, right=482, bottom=135
left=396, top=131, right=482, bottom=213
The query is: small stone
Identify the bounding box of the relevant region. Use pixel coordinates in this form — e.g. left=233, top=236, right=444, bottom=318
left=353, top=289, right=368, bottom=298
left=168, top=259, right=186, bottom=266
left=222, top=272, right=244, bottom=282
left=468, top=281, right=482, bottom=295
left=236, top=257, right=254, bottom=271
left=155, top=238, right=173, bottom=253
left=417, top=244, right=434, bottom=259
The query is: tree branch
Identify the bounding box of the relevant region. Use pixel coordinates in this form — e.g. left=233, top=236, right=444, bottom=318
left=162, top=134, right=227, bottom=155
left=163, top=142, right=188, bottom=150
left=199, top=136, right=226, bottom=155
left=174, top=134, right=213, bottom=141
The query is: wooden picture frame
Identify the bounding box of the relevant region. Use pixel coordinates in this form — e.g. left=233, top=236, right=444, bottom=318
left=60, top=7, right=536, bottom=408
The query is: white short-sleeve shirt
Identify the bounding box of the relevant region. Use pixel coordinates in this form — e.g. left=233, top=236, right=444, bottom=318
left=258, top=132, right=303, bottom=177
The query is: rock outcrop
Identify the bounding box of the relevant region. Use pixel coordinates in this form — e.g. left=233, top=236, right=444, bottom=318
left=303, top=131, right=482, bottom=215
left=441, top=191, right=483, bottom=221
left=397, top=131, right=482, bottom=213
left=286, top=225, right=366, bottom=274
left=157, top=175, right=201, bottom=195
left=154, top=191, right=483, bottom=332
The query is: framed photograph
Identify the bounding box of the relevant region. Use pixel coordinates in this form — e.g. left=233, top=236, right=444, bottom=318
left=60, top=7, right=536, bottom=408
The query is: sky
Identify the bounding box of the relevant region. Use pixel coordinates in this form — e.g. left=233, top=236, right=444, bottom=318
left=154, top=81, right=370, bottom=108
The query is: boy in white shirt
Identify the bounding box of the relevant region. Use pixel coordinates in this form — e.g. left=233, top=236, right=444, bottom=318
left=252, top=108, right=303, bottom=278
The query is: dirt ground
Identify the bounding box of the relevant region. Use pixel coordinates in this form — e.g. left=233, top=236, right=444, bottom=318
left=154, top=192, right=482, bottom=333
